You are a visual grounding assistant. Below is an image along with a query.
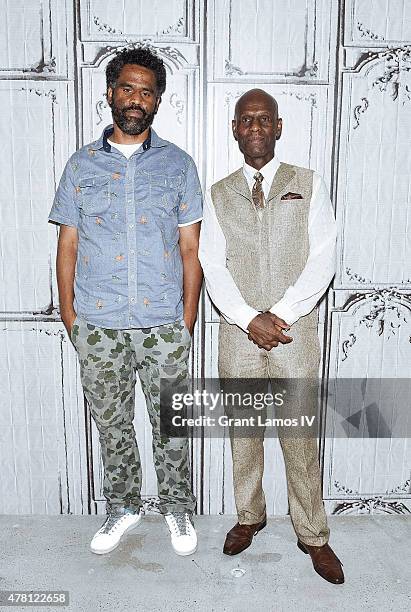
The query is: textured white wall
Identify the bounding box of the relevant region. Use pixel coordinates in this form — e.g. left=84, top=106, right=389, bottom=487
left=0, top=0, right=410, bottom=516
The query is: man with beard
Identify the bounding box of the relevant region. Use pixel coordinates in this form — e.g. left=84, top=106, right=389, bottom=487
left=48, top=46, right=203, bottom=556
left=199, top=89, right=344, bottom=583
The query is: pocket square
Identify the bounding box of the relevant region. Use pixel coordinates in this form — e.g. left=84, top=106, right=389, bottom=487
left=281, top=192, right=304, bottom=200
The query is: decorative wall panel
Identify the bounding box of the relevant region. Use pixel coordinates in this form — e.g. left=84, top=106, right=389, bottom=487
left=323, top=291, right=411, bottom=514
left=80, top=0, right=198, bottom=43
left=0, top=81, right=75, bottom=317
left=335, top=48, right=411, bottom=288
left=345, top=0, right=411, bottom=46
left=209, top=0, right=334, bottom=81
left=0, top=0, right=73, bottom=77
left=0, top=323, right=88, bottom=514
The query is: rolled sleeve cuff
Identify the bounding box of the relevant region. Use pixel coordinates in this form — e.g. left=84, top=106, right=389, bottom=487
left=48, top=214, right=78, bottom=228
left=233, top=304, right=261, bottom=332
left=269, top=301, right=299, bottom=326
left=178, top=216, right=203, bottom=227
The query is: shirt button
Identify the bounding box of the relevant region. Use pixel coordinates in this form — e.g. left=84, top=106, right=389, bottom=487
left=130, top=297, right=136, bottom=303
left=128, top=199, right=132, bottom=203
left=130, top=249, right=135, bottom=254
left=130, top=274, right=135, bottom=280
left=129, top=223, right=134, bottom=229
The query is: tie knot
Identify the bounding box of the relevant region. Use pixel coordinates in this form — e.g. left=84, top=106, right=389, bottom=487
left=254, top=171, right=264, bottom=183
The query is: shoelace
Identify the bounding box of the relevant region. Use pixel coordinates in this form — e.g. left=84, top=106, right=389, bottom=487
left=99, top=513, right=127, bottom=535
left=169, top=512, right=190, bottom=536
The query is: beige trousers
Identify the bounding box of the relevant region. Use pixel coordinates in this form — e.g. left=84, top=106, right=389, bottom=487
left=218, top=319, right=330, bottom=547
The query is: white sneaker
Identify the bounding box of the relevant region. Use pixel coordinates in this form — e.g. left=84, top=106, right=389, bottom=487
left=164, top=512, right=197, bottom=556
left=90, top=511, right=142, bottom=554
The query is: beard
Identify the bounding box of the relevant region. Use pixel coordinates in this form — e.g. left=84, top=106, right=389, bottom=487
left=111, top=101, right=156, bottom=135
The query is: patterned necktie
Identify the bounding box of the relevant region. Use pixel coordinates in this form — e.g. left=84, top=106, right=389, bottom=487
left=252, top=172, right=265, bottom=209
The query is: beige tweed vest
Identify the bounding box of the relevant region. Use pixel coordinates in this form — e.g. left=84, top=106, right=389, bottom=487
left=210, top=162, right=318, bottom=328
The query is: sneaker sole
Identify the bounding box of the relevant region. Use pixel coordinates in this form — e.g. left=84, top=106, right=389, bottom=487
left=173, top=544, right=198, bottom=556
left=90, top=516, right=142, bottom=555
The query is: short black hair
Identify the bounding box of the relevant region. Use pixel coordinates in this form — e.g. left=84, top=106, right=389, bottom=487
left=106, top=46, right=166, bottom=95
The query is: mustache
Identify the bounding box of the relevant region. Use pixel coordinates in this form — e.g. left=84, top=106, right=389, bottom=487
left=123, top=105, right=146, bottom=115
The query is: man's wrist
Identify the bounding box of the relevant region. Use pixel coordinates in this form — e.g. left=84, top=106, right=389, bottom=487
left=238, top=306, right=261, bottom=332
left=268, top=303, right=297, bottom=326
left=183, top=311, right=197, bottom=331
left=60, top=306, right=76, bottom=320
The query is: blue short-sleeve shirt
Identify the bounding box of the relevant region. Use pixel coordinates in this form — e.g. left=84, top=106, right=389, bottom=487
left=48, top=126, right=203, bottom=329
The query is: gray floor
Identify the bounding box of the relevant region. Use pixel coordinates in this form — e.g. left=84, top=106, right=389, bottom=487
left=0, top=514, right=409, bottom=612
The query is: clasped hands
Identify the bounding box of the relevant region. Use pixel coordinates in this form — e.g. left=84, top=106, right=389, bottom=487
left=247, top=311, right=293, bottom=350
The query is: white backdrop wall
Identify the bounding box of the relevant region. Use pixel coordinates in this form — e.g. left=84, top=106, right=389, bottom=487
left=0, top=0, right=410, bottom=516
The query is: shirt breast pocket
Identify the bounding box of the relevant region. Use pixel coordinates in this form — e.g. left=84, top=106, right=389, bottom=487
left=149, top=173, right=182, bottom=212
left=79, top=175, right=113, bottom=216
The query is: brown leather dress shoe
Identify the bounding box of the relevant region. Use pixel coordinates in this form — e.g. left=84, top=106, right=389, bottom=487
left=297, top=540, right=345, bottom=584
left=223, top=518, right=267, bottom=555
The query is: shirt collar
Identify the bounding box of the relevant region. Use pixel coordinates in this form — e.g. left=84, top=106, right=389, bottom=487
left=242, top=154, right=280, bottom=187
left=90, top=125, right=168, bottom=152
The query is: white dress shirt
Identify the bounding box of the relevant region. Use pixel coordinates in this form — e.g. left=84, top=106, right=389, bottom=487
left=198, top=155, right=337, bottom=332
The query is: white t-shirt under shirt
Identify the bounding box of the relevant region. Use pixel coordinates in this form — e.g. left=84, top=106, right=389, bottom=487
left=107, top=139, right=141, bottom=159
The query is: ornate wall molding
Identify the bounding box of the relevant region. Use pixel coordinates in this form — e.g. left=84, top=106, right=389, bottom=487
left=93, top=15, right=123, bottom=36
left=358, top=290, right=408, bottom=337
left=223, top=90, right=244, bottom=107
left=23, top=57, right=57, bottom=75
left=352, top=96, right=369, bottom=128
left=95, top=97, right=107, bottom=125
left=350, top=47, right=411, bottom=130
left=338, top=290, right=411, bottom=360
left=333, top=499, right=410, bottom=514
left=372, top=47, right=411, bottom=101
left=297, top=61, right=319, bottom=78
left=345, top=267, right=372, bottom=284
left=332, top=479, right=411, bottom=514
left=19, top=86, right=57, bottom=104
left=0, top=86, right=61, bottom=318
left=342, top=333, right=357, bottom=361
left=351, top=46, right=411, bottom=83
left=85, top=41, right=188, bottom=73
left=160, top=16, right=185, bottom=36
left=169, top=93, right=185, bottom=124
left=281, top=91, right=317, bottom=108
left=224, top=60, right=244, bottom=77
left=81, top=1, right=193, bottom=42
left=214, top=0, right=329, bottom=81
left=339, top=289, right=411, bottom=316
left=223, top=54, right=319, bottom=81
left=345, top=0, right=411, bottom=46
left=356, top=21, right=384, bottom=41
left=0, top=0, right=72, bottom=77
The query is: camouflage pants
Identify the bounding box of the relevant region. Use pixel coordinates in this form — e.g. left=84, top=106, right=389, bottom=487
left=71, top=316, right=196, bottom=515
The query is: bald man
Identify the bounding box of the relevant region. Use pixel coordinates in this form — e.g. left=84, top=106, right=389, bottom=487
left=199, top=90, right=344, bottom=584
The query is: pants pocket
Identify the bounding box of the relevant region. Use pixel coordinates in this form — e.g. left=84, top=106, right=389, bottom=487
left=180, top=318, right=192, bottom=343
